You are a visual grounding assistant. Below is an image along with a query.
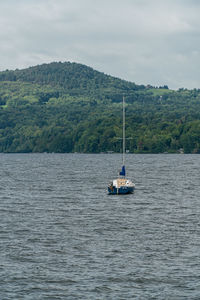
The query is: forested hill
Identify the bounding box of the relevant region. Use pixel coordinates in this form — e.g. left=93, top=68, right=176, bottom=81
left=0, top=61, right=142, bottom=99
left=0, top=61, right=200, bottom=153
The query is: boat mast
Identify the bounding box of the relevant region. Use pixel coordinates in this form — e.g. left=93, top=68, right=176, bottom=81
left=123, top=95, right=125, bottom=166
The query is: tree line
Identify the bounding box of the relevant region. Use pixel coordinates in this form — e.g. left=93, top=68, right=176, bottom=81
left=0, top=62, right=200, bottom=153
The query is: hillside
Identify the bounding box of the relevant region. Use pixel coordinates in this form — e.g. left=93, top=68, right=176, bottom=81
left=0, top=61, right=143, bottom=100
left=0, top=61, right=200, bottom=153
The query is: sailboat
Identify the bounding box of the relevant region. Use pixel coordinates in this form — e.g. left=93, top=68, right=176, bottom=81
left=108, top=96, right=135, bottom=195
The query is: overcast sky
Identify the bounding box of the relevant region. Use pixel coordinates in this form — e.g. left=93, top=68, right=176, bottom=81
left=0, top=0, right=200, bottom=89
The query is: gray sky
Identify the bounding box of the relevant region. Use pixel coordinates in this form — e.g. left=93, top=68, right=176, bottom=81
left=0, top=0, right=200, bottom=89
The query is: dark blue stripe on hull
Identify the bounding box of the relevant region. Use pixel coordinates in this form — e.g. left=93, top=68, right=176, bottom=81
left=108, top=186, right=134, bottom=195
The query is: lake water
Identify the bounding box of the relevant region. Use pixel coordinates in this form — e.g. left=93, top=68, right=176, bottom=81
left=1, top=153, right=200, bottom=299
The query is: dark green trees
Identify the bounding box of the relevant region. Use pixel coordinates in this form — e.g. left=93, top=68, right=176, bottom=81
left=0, top=62, right=200, bottom=153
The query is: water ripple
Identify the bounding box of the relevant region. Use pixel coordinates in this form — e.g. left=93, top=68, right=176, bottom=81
left=1, top=154, right=200, bottom=299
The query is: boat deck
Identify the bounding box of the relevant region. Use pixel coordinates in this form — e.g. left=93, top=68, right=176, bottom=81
left=113, top=178, right=134, bottom=188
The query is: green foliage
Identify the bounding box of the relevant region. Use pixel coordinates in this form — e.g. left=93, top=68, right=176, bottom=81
left=0, top=62, right=200, bottom=153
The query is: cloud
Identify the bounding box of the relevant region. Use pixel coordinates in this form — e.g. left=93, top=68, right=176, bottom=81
left=0, top=0, right=200, bottom=89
